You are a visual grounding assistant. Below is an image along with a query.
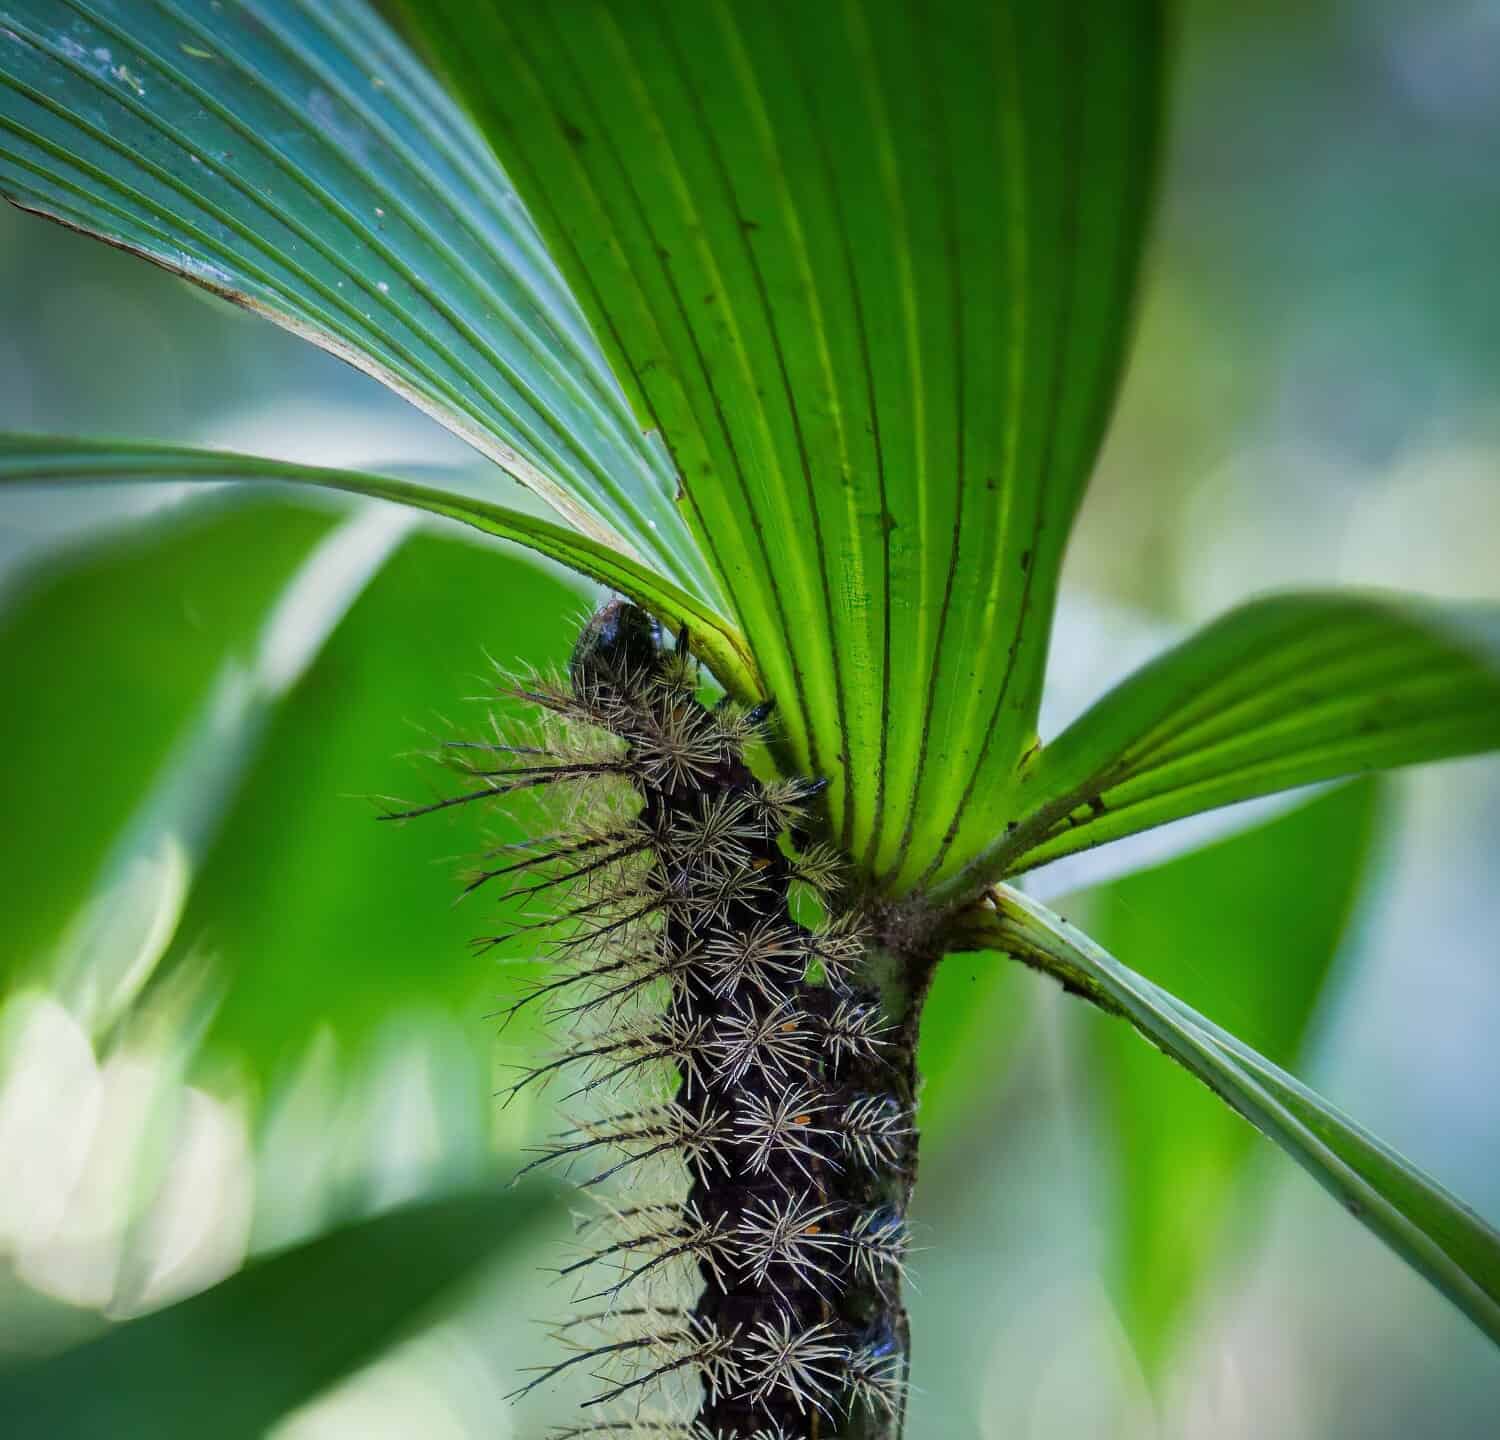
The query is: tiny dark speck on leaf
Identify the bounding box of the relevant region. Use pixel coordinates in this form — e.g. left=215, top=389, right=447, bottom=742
left=881, top=509, right=898, bottom=535
left=740, top=217, right=760, bottom=231
left=560, top=117, right=586, bottom=146
left=1019, top=548, right=1032, bottom=572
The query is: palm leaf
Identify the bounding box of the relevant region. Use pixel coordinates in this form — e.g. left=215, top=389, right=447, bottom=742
left=390, top=0, right=1165, bottom=888
left=0, top=435, right=758, bottom=699
left=935, top=591, right=1500, bottom=901
left=1079, top=779, right=1380, bottom=1375
left=0, top=0, right=717, bottom=601
left=959, top=883, right=1500, bottom=1346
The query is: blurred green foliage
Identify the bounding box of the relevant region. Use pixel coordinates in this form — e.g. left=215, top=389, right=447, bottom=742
left=0, top=501, right=335, bottom=974
left=159, top=520, right=578, bottom=1087
left=0, top=1185, right=557, bottom=1439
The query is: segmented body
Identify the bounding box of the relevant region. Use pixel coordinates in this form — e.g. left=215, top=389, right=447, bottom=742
left=408, top=603, right=914, bottom=1438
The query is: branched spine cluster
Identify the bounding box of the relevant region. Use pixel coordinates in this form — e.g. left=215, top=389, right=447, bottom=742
left=400, top=602, right=914, bottom=1438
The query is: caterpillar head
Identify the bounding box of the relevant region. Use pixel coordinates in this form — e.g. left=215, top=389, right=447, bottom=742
left=570, top=599, right=662, bottom=698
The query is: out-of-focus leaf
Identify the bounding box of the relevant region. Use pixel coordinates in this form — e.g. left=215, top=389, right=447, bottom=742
left=51, top=505, right=411, bottom=1035
left=960, top=884, right=1500, bottom=1348
left=0, top=434, right=758, bottom=700
left=0, top=0, right=718, bottom=601
left=0, top=497, right=337, bottom=981
left=0, top=488, right=582, bottom=1100
left=0, top=1185, right=560, bottom=1439
left=160, top=523, right=579, bottom=1086
left=938, top=591, right=1500, bottom=900
left=1079, top=779, right=1380, bottom=1376
left=916, top=950, right=1029, bottom=1162
left=392, top=0, right=1165, bottom=891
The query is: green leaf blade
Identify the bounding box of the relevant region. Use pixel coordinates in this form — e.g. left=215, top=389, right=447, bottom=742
left=945, top=592, right=1500, bottom=899
left=0, top=1186, right=560, bottom=1439
left=1080, top=780, right=1381, bottom=1377
left=392, top=0, right=1165, bottom=887
left=964, top=883, right=1500, bottom=1348
left=0, top=0, right=716, bottom=601
left=0, top=435, right=758, bottom=701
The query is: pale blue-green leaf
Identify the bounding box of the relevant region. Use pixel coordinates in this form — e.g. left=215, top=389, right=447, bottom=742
left=0, top=0, right=719, bottom=603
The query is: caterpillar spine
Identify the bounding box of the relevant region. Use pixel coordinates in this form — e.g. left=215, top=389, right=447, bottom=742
left=401, top=601, right=915, bottom=1438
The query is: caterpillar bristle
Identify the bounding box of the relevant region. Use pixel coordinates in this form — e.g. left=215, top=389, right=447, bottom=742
left=551, top=1412, right=801, bottom=1440
left=419, top=600, right=914, bottom=1437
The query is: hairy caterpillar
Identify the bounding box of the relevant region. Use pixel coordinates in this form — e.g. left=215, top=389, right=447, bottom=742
left=398, top=601, right=916, bottom=1438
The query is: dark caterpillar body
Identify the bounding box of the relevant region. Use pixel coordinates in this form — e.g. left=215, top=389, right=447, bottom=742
left=405, top=602, right=914, bottom=1438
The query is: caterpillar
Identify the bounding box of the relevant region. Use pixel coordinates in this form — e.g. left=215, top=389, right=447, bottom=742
left=397, top=601, right=916, bottom=1439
